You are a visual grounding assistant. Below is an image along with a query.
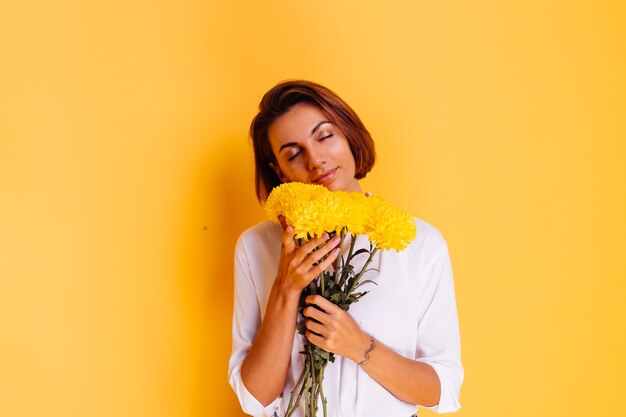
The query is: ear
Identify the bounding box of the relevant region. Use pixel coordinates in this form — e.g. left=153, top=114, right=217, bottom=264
left=269, top=161, right=288, bottom=183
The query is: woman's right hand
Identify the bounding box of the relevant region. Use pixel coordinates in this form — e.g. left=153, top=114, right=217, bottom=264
left=274, top=216, right=341, bottom=297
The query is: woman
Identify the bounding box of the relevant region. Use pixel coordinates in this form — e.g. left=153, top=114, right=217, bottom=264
left=228, top=80, right=463, bottom=417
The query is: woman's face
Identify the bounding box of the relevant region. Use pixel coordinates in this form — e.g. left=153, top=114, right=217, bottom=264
left=268, top=102, right=362, bottom=193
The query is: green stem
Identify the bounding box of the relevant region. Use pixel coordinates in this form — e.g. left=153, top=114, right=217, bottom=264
left=334, top=226, right=347, bottom=271
left=346, top=232, right=357, bottom=265
left=319, top=364, right=328, bottom=417
left=339, top=233, right=357, bottom=288
left=303, top=365, right=312, bottom=417
left=346, top=247, right=379, bottom=296
left=308, top=347, right=315, bottom=417
left=316, top=364, right=325, bottom=417
left=285, top=359, right=308, bottom=417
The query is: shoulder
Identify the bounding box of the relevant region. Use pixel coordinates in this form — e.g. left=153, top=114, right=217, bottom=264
left=237, top=220, right=282, bottom=243
left=404, top=216, right=449, bottom=260
left=235, top=220, right=282, bottom=256
left=412, top=217, right=448, bottom=248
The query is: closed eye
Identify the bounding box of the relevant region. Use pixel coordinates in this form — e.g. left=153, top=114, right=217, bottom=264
left=287, top=134, right=332, bottom=161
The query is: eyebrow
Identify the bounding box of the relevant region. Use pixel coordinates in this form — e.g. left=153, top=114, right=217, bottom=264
left=278, top=121, right=331, bottom=153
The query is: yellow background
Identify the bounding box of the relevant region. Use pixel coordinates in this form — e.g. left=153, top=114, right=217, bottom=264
left=1, top=1, right=624, bottom=416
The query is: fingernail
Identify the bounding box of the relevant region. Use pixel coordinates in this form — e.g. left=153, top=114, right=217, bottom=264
left=331, top=236, right=341, bottom=244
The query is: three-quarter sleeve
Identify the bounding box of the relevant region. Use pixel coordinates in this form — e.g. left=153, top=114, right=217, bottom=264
left=228, top=235, right=284, bottom=417
left=414, top=240, right=464, bottom=413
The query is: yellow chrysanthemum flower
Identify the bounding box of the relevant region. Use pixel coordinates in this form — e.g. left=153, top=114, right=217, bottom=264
left=265, top=183, right=346, bottom=238
left=363, top=198, right=416, bottom=251
left=332, top=191, right=370, bottom=235
left=265, top=182, right=320, bottom=224
left=264, top=182, right=416, bottom=250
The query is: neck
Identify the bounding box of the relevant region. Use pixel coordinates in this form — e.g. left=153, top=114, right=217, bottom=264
left=343, top=179, right=363, bottom=193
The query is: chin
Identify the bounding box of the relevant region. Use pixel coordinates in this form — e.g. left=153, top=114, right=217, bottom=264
left=325, top=182, right=344, bottom=192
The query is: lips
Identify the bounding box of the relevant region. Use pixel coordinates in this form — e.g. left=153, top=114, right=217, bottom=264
left=312, top=168, right=337, bottom=185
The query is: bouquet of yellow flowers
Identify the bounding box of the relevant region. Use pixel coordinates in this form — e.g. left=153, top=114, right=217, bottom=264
left=265, top=182, right=416, bottom=417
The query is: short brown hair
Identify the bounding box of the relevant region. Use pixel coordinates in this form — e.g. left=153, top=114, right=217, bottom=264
left=249, top=79, right=376, bottom=203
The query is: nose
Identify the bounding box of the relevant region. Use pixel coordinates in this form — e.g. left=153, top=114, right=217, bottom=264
left=306, top=148, right=326, bottom=171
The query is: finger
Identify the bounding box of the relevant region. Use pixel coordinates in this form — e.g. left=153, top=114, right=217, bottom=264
left=303, top=305, right=329, bottom=323
left=278, top=215, right=287, bottom=230
left=305, top=294, right=341, bottom=315
left=303, top=236, right=341, bottom=267
left=281, top=225, right=296, bottom=253
left=295, top=232, right=330, bottom=258
left=293, top=233, right=328, bottom=265
left=294, top=234, right=339, bottom=266
left=305, top=330, right=326, bottom=349
left=304, top=318, right=326, bottom=336
left=303, top=247, right=341, bottom=281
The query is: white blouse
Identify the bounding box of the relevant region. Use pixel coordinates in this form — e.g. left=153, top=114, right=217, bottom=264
left=228, top=217, right=463, bottom=417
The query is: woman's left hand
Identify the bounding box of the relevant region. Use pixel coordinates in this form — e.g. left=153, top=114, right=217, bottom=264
left=302, top=295, right=371, bottom=363
left=304, top=295, right=443, bottom=406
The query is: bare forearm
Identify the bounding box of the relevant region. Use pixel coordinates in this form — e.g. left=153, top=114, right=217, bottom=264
left=349, top=335, right=440, bottom=407
left=240, top=286, right=299, bottom=406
